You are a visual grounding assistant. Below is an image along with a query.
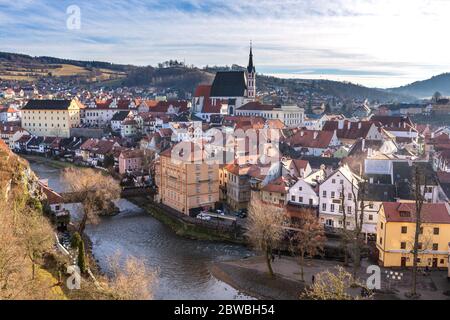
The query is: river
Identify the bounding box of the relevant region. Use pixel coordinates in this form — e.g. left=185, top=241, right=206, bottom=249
left=28, top=157, right=254, bottom=300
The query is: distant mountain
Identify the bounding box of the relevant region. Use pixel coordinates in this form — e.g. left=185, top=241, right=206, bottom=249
left=122, top=65, right=214, bottom=94
left=388, top=73, right=450, bottom=99
left=0, top=51, right=415, bottom=102
left=0, top=51, right=131, bottom=84
left=257, top=75, right=415, bottom=103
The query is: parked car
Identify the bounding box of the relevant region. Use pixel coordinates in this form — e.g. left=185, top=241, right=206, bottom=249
left=235, top=209, right=247, bottom=218
left=196, top=213, right=211, bottom=221
left=216, top=210, right=225, bottom=216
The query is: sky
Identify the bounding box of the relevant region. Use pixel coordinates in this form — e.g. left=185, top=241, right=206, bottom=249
left=0, top=0, right=449, bottom=88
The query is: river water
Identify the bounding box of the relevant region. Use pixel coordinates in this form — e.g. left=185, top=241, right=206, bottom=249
left=28, top=158, right=254, bottom=300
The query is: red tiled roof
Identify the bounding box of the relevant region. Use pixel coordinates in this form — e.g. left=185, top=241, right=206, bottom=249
left=0, top=107, right=17, bottom=113
left=371, top=115, right=414, bottom=130
left=238, top=101, right=278, bottom=111
left=159, top=141, right=208, bottom=162
left=39, top=182, right=63, bottom=205
left=0, top=124, right=24, bottom=135
left=286, top=129, right=334, bottom=149
left=382, top=202, right=450, bottom=224
left=158, top=128, right=173, bottom=138
left=262, top=176, right=291, bottom=193
left=194, top=85, right=212, bottom=97
left=120, top=149, right=144, bottom=159
left=156, top=101, right=189, bottom=112
left=144, top=100, right=159, bottom=108
left=322, top=121, right=375, bottom=140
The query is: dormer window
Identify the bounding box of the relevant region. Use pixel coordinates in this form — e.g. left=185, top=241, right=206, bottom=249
left=399, top=211, right=411, bottom=217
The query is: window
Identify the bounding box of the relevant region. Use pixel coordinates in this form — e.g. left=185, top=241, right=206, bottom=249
left=299, top=197, right=303, bottom=203
left=340, top=180, right=344, bottom=185
left=299, top=186, right=303, bottom=191
left=322, top=190, right=327, bottom=198
left=401, top=242, right=406, bottom=249
left=348, top=206, right=352, bottom=214
left=380, top=222, right=384, bottom=230
left=322, top=203, right=326, bottom=211
left=291, top=196, right=296, bottom=202
left=401, top=226, right=407, bottom=234
left=369, top=214, right=373, bottom=221
left=348, top=193, right=352, bottom=200
left=432, top=243, right=439, bottom=251
left=418, top=243, right=423, bottom=250
left=331, top=192, right=335, bottom=198
left=369, top=203, right=374, bottom=209
left=379, top=237, right=383, bottom=245
left=330, top=204, right=335, bottom=212
left=433, top=227, right=440, bottom=235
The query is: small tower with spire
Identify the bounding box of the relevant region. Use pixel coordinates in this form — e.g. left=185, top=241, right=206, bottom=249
left=246, top=41, right=256, bottom=100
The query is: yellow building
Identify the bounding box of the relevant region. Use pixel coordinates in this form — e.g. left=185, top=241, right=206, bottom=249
left=21, top=99, right=82, bottom=138
left=377, top=202, right=450, bottom=269
left=156, top=142, right=219, bottom=216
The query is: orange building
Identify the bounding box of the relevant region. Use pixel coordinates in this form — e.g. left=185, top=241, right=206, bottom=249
left=156, top=142, right=219, bottom=216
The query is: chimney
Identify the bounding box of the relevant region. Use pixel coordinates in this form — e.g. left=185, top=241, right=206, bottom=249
left=300, top=131, right=305, bottom=137
left=358, top=122, right=362, bottom=129
left=362, top=139, right=366, bottom=151
left=314, top=131, right=319, bottom=139
left=347, top=122, right=351, bottom=130
left=338, top=120, right=344, bottom=130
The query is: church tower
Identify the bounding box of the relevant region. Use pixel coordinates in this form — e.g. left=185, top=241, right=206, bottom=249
left=246, top=42, right=256, bottom=100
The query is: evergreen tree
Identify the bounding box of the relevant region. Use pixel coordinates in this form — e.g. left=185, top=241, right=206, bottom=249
left=77, top=239, right=87, bottom=274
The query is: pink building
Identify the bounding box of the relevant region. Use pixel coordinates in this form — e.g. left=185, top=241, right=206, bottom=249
left=119, top=149, right=144, bottom=175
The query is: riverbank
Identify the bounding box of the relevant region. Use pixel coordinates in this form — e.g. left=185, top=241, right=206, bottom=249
left=130, top=197, right=246, bottom=244
left=211, top=257, right=304, bottom=300
left=22, top=154, right=80, bottom=169
left=211, top=255, right=450, bottom=300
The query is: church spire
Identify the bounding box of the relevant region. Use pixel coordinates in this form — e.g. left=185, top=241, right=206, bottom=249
left=247, top=41, right=255, bottom=74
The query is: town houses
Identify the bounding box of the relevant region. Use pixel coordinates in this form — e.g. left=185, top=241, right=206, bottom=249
left=1, top=45, right=450, bottom=278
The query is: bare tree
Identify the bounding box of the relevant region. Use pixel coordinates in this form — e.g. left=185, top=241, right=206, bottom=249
left=302, top=266, right=370, bottom=300
left=19, top=208, right=54, bottom=279
left=105, top=253, right=157, bottom=300
left=409, top=165, right=428, bottom=298
left=349, top=179, right=371, bottom=278
left=62, top=168, right=121, bottom=233
left=245, top=196, right=288, bottom=277
left=339, top=184, right=350, bottom=266
left=289, top=209, right=326, bottom=281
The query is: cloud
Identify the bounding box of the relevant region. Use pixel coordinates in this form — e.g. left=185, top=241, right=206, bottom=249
left=0, top=0, right=449, bottom=88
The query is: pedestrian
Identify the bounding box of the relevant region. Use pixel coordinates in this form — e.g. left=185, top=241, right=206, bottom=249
left=271, top=254, right=275, bottom=263
left=278, top=249, right=282, bottom=259
left=312, top=275, right=315, bottom=284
